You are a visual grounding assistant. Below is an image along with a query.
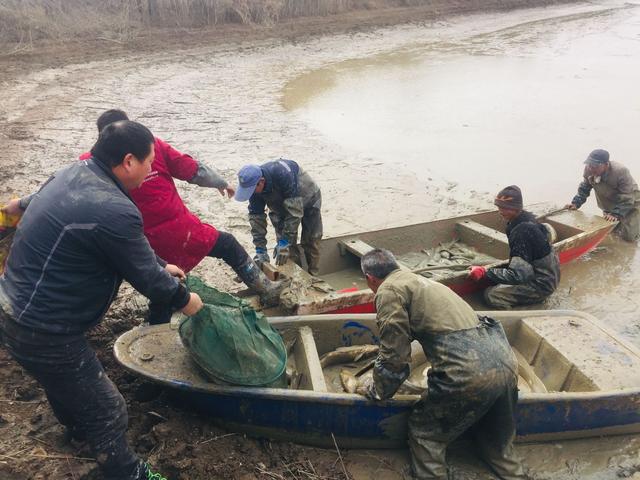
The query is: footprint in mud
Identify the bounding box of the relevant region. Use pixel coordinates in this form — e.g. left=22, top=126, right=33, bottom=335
left=6, top=125, right=33, bottom=140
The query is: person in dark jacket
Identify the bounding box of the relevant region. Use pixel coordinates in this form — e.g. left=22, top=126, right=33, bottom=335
left=235, top=159, right=323, bottom=275
left=565, top=148, right=640, bottom=242
left=358, top=249, right=528, bottom=480
left=0, top=121, right=203, bottom=480
left=4, top=109, right=284, bottom=322
left=468, top=185, right=560, bottom=309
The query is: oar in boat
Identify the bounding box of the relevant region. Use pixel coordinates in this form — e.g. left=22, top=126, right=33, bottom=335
left=410, top=263, right=474, bottom=275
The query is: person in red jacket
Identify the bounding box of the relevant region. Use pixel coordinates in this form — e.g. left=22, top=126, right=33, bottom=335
left=6, top=110, right=283, bottom=322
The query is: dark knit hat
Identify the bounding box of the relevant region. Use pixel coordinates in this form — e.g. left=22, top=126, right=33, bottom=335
left=494, top=185, right=523, bottom=210
left=584, top=149, right=609, bottom=165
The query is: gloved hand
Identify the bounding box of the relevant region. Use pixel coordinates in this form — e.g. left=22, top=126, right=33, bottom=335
left=253, top=247, right=270, bottom=265
left=275, top=239, right=290, bottom=266
left=468, top=266, right=487, bottom=281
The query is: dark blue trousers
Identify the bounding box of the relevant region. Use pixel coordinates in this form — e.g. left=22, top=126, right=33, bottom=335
left=0, top=312, right=143, bottom=480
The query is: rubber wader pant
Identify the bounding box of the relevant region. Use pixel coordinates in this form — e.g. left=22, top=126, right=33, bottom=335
left=614, top=208, right=640, bottom=242
left=147, top=231, right=250, bottom=325
left=0, top=311, right=143, bottom=480
left=409, top=317, right=526, bottom=480
left=484, top=252, right=559, bottom=310
left=269, top=191, right=323, bottom=276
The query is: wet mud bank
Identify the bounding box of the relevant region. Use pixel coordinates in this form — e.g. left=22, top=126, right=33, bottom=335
left=1, top=1, right=640, bottom=479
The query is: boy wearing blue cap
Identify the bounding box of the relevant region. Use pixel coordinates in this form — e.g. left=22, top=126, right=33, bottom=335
left=566, top=149, right=640, bottom=242
left=236, top=159, right=322, bottom=275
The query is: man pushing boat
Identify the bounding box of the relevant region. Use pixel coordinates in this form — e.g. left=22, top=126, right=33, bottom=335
left=357, top=248, right=529, bottom=479
left=565, top=148, right=640, bottom=242
left=468, top=185, right=560, bottom=309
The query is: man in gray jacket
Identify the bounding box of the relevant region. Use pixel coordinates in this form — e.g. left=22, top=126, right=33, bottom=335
left=0, top=121, right=202, bottom=480
left=566, top=148, right=640, bottom=241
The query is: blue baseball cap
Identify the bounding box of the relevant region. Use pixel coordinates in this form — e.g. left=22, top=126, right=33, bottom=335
left=235, top=164, right=263, bottom=202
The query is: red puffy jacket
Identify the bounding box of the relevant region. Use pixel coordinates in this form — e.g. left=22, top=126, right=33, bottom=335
left=80, top=138, right=219, bottom=272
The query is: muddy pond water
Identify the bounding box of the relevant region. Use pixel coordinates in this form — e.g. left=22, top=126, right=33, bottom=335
left=281, top=3, right=640, bottom=477
left=283, top=1, right=640, bottom=350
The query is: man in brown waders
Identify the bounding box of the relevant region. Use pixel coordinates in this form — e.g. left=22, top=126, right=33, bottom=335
left=357, top=248, right=529, bottom=480
left=566, top=148, right=640, bottom=242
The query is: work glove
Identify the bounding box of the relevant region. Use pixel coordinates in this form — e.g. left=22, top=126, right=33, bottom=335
left=275, top=239, right=290, bottom=266
left=468, top=266, right=487, bottom=281
left=253, top=247, right=270, bottom=265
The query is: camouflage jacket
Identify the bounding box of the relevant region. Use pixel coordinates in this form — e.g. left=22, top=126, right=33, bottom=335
left=247, top=159, right=320, bottom=249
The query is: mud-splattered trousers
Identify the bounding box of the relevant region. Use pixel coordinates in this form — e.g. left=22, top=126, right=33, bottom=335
left=248, top=160, right=323, bottom=275
left=484, top=252, right=560, bottom=309
left=485, top=211, right=560, bottom=309
left=407, top=319, right=525, bottom=479
left=571, top=161, right=640, bottom=242
left=0, top=313, right=143, bottom=480
left=363, top=270, right=527, bottom=479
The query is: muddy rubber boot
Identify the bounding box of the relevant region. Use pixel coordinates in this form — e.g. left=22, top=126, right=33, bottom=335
left=236, top=259, right=286, bottom=307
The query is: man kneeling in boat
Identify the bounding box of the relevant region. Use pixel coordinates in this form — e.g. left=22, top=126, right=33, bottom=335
left=358, top=248, right=529, bottom=480
left=468, top=185, right=560, bottom=309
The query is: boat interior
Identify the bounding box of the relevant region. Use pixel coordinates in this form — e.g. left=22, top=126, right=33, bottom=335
left=314, top=209, right=592, bottom=291
left=117, top=312, right=640, bottom=397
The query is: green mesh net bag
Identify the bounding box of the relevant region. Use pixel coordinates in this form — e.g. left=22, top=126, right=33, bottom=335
left=179, top=276, right=287, bottom=387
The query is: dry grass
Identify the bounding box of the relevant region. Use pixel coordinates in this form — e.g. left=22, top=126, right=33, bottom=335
left=0, top=0, right=417, bottom=47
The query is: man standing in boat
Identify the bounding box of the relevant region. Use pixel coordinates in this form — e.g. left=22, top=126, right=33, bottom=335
left=468, top=185, right=560, bottom=309
left=358, top=248, right=528, bottom=480
left=235, top=159, right=323, bottom=275
left=565, top=148, right=640, bottom=242
left=0, top=121, right=203, bottom=480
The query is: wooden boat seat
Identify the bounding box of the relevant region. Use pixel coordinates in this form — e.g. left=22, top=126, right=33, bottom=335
left=454, top=220, right=509, bottom=260
left=515, top=316, right=640, bottom=392
left=291, top=326, right=328, bottom=392
left=338, top=238, right=376, bottom=258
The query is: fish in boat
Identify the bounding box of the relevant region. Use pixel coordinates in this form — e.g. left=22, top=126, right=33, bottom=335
left=243, top=207, right=615, bottom=315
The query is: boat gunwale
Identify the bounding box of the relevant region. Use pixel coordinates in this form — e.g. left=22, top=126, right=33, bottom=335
left=114, top=310, right=640, bottom=407
left=317, top=209, right=614, bottom=286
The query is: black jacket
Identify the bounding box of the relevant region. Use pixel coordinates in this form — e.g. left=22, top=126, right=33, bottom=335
left=0, top=158, right=189, bottom=335
left=487, top=211, right=560, bottom=292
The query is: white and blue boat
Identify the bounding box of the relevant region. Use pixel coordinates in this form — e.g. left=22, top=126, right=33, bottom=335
left=114, top=310, right=640, bottom=448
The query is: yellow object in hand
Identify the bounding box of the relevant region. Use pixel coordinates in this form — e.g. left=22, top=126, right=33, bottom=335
left=0, top=209, right=20, bottom=228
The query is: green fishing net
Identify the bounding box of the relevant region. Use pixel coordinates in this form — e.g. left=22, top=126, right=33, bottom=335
left=179, top=276, right=287, bottom=387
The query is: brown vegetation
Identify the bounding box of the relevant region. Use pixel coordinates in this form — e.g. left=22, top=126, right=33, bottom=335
left=0, top=0, right=409, bottom=45
left=0, top=0, right=575, bottom=51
